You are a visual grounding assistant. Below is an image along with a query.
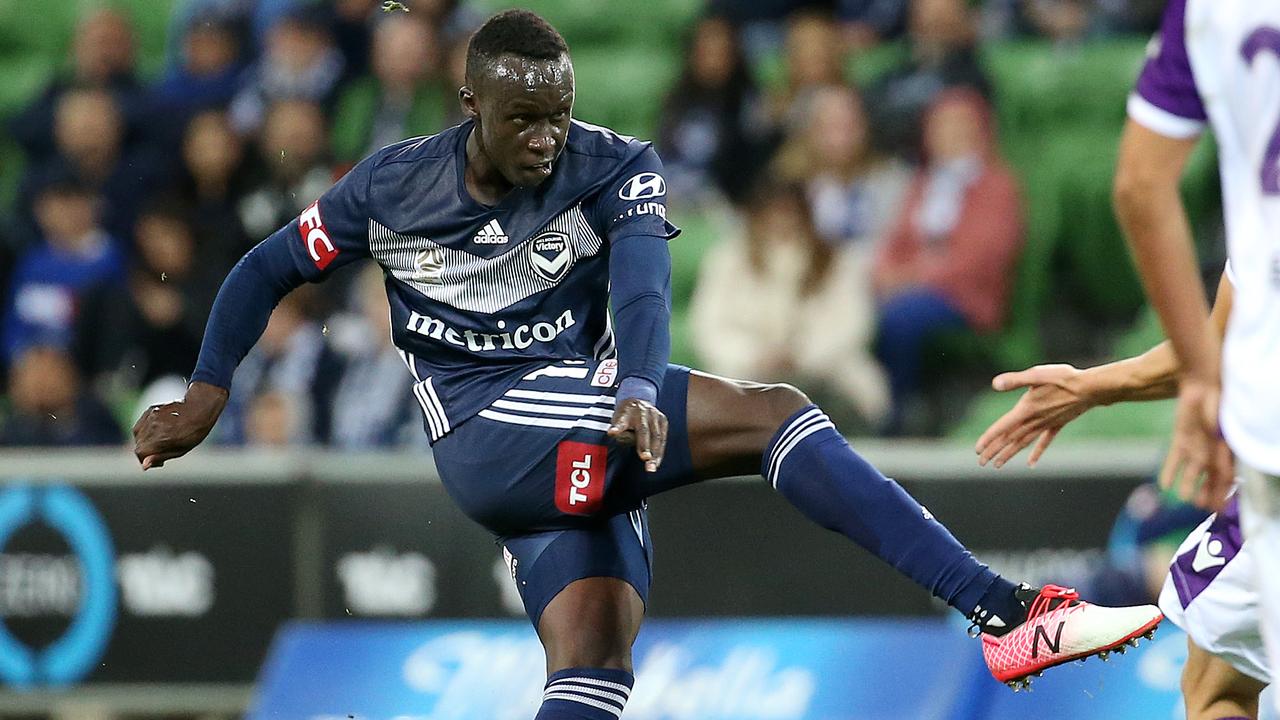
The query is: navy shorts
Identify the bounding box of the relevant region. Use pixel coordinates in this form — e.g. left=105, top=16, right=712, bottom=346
left=431, top=360, right=694, bottom=626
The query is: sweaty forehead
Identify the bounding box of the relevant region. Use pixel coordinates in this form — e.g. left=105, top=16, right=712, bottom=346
left=480, top=54, right=574, bottom=98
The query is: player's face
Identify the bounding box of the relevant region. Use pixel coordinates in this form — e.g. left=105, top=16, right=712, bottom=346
left=467, top=54, right=574, bottom=188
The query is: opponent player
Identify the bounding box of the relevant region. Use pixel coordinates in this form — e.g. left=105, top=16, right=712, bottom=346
left=131, top=10, right=1162, bottom=713
left=1102, top=1, right=1280, bottom=715
left=977, top=268, right=1271, bottom=719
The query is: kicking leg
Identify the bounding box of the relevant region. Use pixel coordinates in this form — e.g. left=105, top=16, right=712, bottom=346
left=683, top=370, right=1164, bottom=688
left=1182, top=638, right=1266, bottom=720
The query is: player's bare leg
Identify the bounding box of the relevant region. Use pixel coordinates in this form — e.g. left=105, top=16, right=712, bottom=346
left=533, top=577, right=643, bottom=718
left=1181, top=638, right=1266, bottom=720
left=682, top=370, right=1163, bottom=690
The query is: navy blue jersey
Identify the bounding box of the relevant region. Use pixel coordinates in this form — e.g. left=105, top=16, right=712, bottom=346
left=269, top=119, right=677, bottom=441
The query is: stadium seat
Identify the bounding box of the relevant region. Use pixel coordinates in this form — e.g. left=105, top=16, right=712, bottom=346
left=569, top=44, right=680, bottom=139
left=0, top=56, right=55, bottom=118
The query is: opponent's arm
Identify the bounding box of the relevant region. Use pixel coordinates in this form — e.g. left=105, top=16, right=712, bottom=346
left=1115, top=120, right=1231, bottom=509
left=133, top=158, right=374, bottom=468
left=976, top=269, right=1233, bottom=468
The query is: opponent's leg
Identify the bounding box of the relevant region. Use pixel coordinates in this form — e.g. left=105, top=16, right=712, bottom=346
left=682, top=371, right=1163, bottom=687
left=533, top=577, right=642, bottom=720
left=1182, top=638, right=1266, bottom=720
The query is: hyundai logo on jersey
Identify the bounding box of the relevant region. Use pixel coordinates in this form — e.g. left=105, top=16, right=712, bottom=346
left=617, top=172, right=666, bottom=201
left=529, top=232, right=572, bottom=283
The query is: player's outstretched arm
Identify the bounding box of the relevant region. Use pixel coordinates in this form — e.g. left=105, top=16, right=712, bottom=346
left=977, top=269, right=1234, bottom=469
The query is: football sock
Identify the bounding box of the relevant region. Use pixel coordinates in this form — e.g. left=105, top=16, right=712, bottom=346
left=534, top=667, right=633, bottom=719
left=764, top=405, right=1023, bottom=630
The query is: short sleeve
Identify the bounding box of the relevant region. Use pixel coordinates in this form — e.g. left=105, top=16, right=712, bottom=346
left=283, top=156, right=375, bottom=282
left=1127, top=0, right=1207, bottom=139
left=592, top=146, right=681, bottom=242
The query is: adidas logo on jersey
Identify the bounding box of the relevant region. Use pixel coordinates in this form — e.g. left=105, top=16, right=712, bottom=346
left=472, top=218, right=509, bottom=244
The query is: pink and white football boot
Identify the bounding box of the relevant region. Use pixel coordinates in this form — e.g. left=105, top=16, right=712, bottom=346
left=977, top=584, right=1163, bottom=691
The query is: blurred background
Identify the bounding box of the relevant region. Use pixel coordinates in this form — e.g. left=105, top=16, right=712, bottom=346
left=0, top=0, right=1231, bottom=718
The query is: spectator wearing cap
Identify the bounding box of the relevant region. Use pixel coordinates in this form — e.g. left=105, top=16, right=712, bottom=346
left=2, top=179, right=124, bottom=364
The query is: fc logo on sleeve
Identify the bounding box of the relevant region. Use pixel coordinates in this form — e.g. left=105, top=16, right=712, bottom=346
left=618, top=172, right=666, bottom=201
left=555, top=441, right=607, bottom=515
left=299, top=201, right=338, bottom=270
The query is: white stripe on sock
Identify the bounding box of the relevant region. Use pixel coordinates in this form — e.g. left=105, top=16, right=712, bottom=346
left=541, top=693, right=623, bottom=717
left=547, top=676, right=632, bottom=695
left=765, top=410, right=828, bottom=483
left=769, top=420, right=836, bottom=489
left=544, top=681, right=629, bottom=705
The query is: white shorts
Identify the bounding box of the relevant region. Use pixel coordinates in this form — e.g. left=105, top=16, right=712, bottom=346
left=1158, top=493, right=1270, bottom=683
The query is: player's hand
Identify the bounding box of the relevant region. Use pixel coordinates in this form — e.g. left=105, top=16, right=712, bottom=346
left=132, top=381, right=228, bottom=470
left=607, top=398, right=668, bottom=473
left=976, top=364, right=1092, bottom=469
left=1160, top=378, right=1233, bottom=511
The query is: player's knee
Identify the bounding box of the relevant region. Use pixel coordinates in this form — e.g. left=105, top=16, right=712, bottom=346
left=758, top=382, right=811, bottom=424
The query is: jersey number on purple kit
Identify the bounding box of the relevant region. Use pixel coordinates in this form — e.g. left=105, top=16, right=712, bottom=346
left=1242, top=26, right=1280, bottom=195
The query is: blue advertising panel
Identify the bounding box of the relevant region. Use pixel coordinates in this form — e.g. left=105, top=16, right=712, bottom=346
left=251, top=619, right=1192, bottom=720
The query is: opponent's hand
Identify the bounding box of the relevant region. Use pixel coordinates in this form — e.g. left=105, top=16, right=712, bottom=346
left=976, top=364, right=1093, bottom=469
left=1160, top=378, right=1233, bottom=510
left=132, top=381, right=228, bottom=470
left=607, top=398, right=668, bottom=473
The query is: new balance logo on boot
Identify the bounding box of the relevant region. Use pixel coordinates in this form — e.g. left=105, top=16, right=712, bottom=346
left=473, top=219, right=509, bottom=244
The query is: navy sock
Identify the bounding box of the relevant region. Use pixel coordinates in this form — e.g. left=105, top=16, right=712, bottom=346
left=764, top=405, right=1021, bottom=624
left=535, top=667, right=633, bottom=719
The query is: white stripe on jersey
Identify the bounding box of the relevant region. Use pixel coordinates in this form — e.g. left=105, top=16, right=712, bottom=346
left=477, top=409, right=612, bottom=432
left=490, top=399, right=615, bottom=418
left=503, top=389, right=617, bottom=405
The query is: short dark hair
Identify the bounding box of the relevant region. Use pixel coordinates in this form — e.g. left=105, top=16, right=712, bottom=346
left=465, top=10, right=568, bottom=84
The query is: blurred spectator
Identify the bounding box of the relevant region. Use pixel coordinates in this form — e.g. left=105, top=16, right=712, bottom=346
left=407, top=0, right=485, bottom=42
left=773, top=11, right=847, bottom=127
left=872, top=89, right=1023, bottom=434
left=867, top=0, right=990, bottom=158
left=836, top=0, right=908, bottom=49
left=17, top=88, right=169, bottom=245
left=153, top=15, right=246, bottom=128
left=326, top=265, right=418, bottom=449
left=2, top=179, right=124, bottom=364
left=75, top=201, right=218, bottom=396
left=774, top=84, right=910, bottom=254
left=331, top=15, right=446, bottom=165
left=0, top=346, right=122, bottom=447
left=229, top=9, right=345, bottom=135
left=245, top=391, right=303, bottom=447
left=691, top=182, right=889, bottom=427
left=8, top=8, right=149, bottom=162
left=658, top=16, right=774, bottom=205
left=216, top=290, right=337, bottom=446
left=238, top=100, right=335, bottom=240
left=181, top=110, right=255, bottom=261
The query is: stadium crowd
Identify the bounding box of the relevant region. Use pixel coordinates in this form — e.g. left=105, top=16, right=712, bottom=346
left=0, top=0, right=1165, bottom=447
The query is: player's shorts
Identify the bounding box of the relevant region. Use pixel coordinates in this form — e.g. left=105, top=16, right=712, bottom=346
left=1158, top=491, right=1270, bottom=683
left=431, top=359, right=695, bottom=626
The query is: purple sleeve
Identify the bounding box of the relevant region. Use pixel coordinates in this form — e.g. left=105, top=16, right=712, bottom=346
left=1133, top=0, right=1206, bottom=123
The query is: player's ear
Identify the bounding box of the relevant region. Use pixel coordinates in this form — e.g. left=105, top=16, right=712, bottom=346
left=459, top=86, right=478, bottom=120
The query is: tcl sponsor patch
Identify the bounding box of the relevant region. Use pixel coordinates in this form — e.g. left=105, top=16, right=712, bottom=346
left=555, top=441, right=607, bottom=515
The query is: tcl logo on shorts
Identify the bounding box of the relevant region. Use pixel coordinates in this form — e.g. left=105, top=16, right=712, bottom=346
left=299, top=201, right=338, bottom=270
left=555, top=441, right=607, bottom=515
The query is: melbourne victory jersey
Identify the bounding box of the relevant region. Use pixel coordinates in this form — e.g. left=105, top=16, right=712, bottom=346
left=1129, top=0, right=1280, bottom=473
left=273, top=119, right=677, bottom=442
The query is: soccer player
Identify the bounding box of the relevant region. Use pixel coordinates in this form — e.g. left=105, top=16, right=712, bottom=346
left=132, top=10, right=1162, bottom=713
left=1104, top=2, right=1280, bottom=716
left=978, top=268, right=1272, bottom=719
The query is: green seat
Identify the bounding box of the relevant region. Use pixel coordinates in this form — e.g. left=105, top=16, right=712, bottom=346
left=0, top=56, right=56, bottom=118
left=469, top=0, right=700, bottom=47
left=570, top=44, right=680, bottom=138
